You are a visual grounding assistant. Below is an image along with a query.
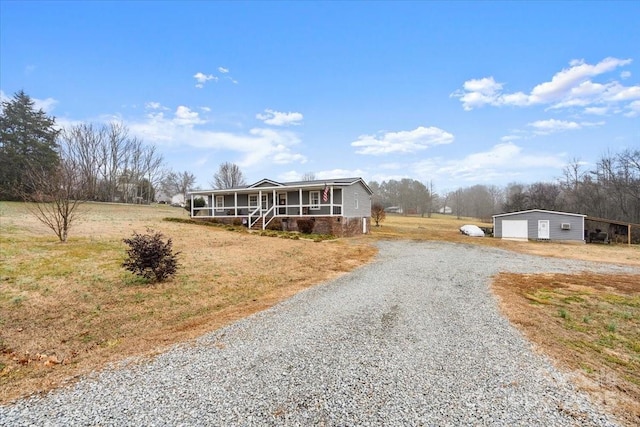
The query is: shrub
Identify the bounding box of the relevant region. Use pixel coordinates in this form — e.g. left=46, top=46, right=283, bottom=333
left=122, top=229, right=180, bottom=283
left=297, top=219, right=314, bottom=234
left=266, top=218, right=282, bottom=231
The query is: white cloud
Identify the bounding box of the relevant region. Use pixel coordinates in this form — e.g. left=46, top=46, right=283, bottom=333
left=200, top=106, right=211, bottom=112
left=584, top=106, right=609, bottom=115
left=351, top=126, right=454, bottom=155
left=145, top=101, right=169, bottom=111
left=315, top=169, right=366, bottom=179
left=500, top=135, right=523, bottom=142
left=624, top=100, right=640, bottom=117
left=5, top=91, right=60, bottom=113
left=527, top=119, right=605, bottom=135
left=218, top=67, right=229, bottom=74
left=451, top=77, right=506, bottom=111
left=621, top=71, right=631, bottom=79
left=277, top=168, right=367, bottom=183
left=452, top=57, right=639, bottom=114
left=412, top=142, right=565, bottom=186
left=174, top=106, right=205, bottom=126
left=256, top=109, right=304, bottom=126
left=193, top=72, right=218, bottom=88
left=278, top=170, right=303, bottom=182
left=127, top=108, right=306, bottom=168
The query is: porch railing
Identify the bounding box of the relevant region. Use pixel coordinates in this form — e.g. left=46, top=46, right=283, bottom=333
left=248, top=206, right=262, bottom=229
left=193, top=202, right=343, bottom=219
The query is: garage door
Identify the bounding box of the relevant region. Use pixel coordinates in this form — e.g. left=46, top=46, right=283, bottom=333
left=502, top=220, right=528, bottom=239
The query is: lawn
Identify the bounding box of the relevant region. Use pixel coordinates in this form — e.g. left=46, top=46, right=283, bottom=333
left=1, top=205, right=638, bottom=425
left=0, top=202, right=376, bottom=402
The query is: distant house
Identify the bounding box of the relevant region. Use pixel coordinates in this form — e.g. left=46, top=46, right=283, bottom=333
left=188, top=177, right=373, bottom=236
left=384, top=206, right=403, bottom=214
left=493, top=209, right=586, bottom=242
left=439, top=206, right=452, bottom=214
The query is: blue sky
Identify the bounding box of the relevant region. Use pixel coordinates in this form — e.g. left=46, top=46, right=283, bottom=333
left=1, top=1, right=638, bottom=192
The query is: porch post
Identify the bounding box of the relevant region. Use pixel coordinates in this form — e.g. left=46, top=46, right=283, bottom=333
left=234, top=192, right=238, bottom=216
left=273, top=189, right=276, bottom=216
left=190, top=194, right=194, bottom=217
left=299, top=188, right=303, bottom=215
left=259, top=190, right=262, bottom=214
left=330, top=186, right=334, bottom=216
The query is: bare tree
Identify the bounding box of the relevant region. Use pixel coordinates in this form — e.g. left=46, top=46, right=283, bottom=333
left=99, top=122, right=130, bottom=202
left=141, top=144, right=165, bottom=203
left=211, top=162, right=246, bottom=189
left=60, top=123, right=105, bottom=201
left=24, top=156, right=86, bottom=242
left=162, top=171, right=197, bottom=202
left=426, top=180, right=436, bottom=218
left=371, top=203, right=386, bottom=226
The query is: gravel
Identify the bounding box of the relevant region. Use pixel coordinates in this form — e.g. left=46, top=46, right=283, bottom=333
left=2, top=240, right=638, bottom=426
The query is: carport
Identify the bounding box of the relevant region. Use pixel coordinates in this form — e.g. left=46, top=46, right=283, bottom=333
left=585, top=216, right=639, bottom=246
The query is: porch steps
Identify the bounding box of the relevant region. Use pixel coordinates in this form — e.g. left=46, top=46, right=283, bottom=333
left=250, top=217, right=264, bottom=230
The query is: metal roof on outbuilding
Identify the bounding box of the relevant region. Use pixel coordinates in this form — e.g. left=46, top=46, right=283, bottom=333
left=493, top=209, right=586, bottom=218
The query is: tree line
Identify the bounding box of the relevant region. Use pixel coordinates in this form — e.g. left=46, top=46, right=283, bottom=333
left=0, top=91, right=249, bottom=206
left=369, top=150, right=640, bottom=225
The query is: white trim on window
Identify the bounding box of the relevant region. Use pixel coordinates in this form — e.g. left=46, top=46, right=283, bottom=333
left=354, top=192, right=359, bottom=210
left=310, top=191, right=320, bottom=210
left=215, top=195, right=224, bottom=211
left=249, top=194, right=258, bottom=208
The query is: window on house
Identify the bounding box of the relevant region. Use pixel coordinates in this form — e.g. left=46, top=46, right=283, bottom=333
left=310, top=191, right=320, bottom=210
left=354, top=192, right=359, bottom=210
left=215, top=195, right=224, bottom=211
left=261, top=194, right=268, bottom=210
left=249, top=195, right=258, bottom=208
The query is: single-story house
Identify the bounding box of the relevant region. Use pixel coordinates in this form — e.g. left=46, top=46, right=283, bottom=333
left=188, top=177, right=373, bottom=236
left=492, top=209, right=586, bottom=242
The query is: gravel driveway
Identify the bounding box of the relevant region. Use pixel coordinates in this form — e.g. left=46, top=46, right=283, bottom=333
left=2, top=241, right=637, bottom=426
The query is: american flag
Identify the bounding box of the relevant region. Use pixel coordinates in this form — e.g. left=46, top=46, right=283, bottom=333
left=322, top=185, right=329, bottom=202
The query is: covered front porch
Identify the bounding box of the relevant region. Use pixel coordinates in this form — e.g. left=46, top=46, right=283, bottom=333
left=189, top=184, right=343, bottom=230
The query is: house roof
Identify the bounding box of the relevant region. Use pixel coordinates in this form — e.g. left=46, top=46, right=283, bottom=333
left=189, top=177, right=373, bottom=195
left=492, top=209, right=587, bottom=219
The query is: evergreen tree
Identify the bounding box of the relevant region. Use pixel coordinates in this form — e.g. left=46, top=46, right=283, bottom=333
left=0, top=91, right=60, bottom=200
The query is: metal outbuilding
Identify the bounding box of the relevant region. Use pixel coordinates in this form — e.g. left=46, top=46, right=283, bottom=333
left=493, top=209, right=586, bottom=242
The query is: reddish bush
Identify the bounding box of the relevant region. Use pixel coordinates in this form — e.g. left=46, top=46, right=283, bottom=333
left=297, top=219, right=315, bottom=234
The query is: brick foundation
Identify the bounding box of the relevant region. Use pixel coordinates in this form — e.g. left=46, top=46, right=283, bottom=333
left=194, top=216, right=369, bottom=237
left=284, top=216, right=367, bottom=237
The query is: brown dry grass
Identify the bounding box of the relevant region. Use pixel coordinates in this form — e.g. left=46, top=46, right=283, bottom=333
left=492, top=272, right=640, bottom=426
left=0, top=202, right=376, bottom=403
left=370, top=214, right=640, bottom=267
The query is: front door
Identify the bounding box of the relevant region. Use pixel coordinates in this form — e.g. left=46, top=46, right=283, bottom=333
left=278, top=193, right=287, bottom=215
left=538, top=220, right=550, bottom=239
